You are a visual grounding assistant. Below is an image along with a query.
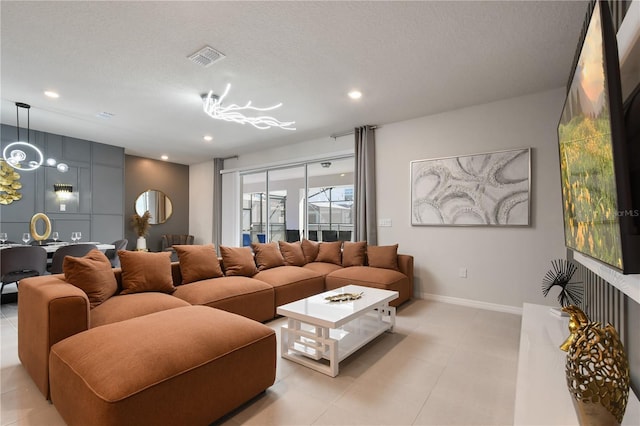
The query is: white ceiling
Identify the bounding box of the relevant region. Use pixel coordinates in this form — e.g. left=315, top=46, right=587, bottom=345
left=0, top=1, right=588, bottom=165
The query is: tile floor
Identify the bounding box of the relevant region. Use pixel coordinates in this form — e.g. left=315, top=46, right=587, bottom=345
left=1, top=298, right=521, bottom=425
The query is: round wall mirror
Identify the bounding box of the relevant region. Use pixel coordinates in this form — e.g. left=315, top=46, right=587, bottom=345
left=135, top=189, right=173, bottom=224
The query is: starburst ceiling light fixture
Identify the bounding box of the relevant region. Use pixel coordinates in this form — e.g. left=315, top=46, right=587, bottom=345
left=2, top=103, right=68, bottom=172
left=201, top=84, right=295, bottom=131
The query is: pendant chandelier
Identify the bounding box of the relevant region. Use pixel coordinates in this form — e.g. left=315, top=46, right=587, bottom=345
left=202, top=84, right=295, bottom=131
left=2, top=102, right=68, bottom=172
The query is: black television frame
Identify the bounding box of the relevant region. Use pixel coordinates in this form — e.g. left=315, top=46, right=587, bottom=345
left=558, top=0, right=640, bottom=274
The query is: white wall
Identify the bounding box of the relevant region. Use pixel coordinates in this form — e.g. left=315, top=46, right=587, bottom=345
left=189, top=160, right=214, bottom=244
left=376, top=88, right=567, bottom=309
left=223, top=135, right=353, bottom=170
left=191, top=88, right=568, bottom=310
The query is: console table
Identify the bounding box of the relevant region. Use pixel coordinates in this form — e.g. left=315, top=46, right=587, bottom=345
left=514, top=303, right=639, bottom=425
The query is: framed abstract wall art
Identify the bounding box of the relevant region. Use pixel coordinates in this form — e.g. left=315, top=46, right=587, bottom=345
left=411, top=148, right=531, bottom=226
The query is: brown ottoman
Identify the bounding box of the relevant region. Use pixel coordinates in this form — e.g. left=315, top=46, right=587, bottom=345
left=49, top=306, right=276, bottom=426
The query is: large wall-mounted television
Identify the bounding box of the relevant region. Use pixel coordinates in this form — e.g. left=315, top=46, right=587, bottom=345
left=558, top=0, right=640, bottom=274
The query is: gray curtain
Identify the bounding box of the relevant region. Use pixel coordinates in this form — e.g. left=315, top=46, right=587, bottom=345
left=212, top=158, right=224, bottom=249
left=354, top=125, right=377, bottom=244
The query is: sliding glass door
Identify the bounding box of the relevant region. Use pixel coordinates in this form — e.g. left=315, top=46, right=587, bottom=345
left=267, top=166, right=305, bottom=243
left=307, top=158, right=354, bottom=242
left=241, top=172, right=266, bottom=245
left=240, top=156, right=353, bottom=244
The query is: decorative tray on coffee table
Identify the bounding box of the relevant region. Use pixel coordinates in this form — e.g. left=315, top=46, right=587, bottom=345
left=324, top=292, right=363, bottom=303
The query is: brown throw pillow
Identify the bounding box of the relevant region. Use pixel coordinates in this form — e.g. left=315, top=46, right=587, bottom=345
left=342, top=241, right=367, bottom=267
left=118, top=250, right=176, bottom=295
left=301, top=239, right=320, bottom=263
left=173, top=244, right=224, bottom=284
left=316, top=241, right=342, bottom=265
left=251, top=242, right=285, bottom=271
left=278, top=241, right=306, bottom=266
left=219, top=246, right=258, bottom=277
left=63, top=249, right=118, bottom=309
left=367, top=244, right=399, bottom=271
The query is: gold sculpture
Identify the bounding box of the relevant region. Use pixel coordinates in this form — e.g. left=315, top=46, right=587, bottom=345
left=0, top=159, right=22, bottom=205
left=30, top=213, right=52, bottom=241
left=564, top=306, right=630, bottom=426
left=560, top=305, right=589, bottom=352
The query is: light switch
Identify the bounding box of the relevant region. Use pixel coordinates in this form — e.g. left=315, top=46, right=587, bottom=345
left=379, top=218, right=392, bottom=227
left=60, top=204, right=66, bottom=211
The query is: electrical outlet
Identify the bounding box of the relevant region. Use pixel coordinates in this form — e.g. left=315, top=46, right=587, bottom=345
left=458, top=267, right=467, bottom=278
left=60, top=204, right=66, bottom=212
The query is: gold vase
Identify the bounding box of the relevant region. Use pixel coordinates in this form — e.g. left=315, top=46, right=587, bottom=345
left=565, top=315, right=630, bottom=426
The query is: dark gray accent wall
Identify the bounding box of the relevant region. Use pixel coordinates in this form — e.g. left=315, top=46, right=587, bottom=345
left=124, top=155, right=189, bottom=252
left=0, top=124, right=124, bottom=244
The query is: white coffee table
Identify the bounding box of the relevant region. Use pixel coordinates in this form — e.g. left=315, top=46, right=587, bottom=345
left=276, top=284, right=398, bottom=377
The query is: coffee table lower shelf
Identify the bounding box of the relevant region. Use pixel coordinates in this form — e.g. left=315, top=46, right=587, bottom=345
left=280, top=308, right=395, bottom=377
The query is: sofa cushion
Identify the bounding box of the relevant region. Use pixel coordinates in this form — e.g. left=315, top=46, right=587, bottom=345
left=302, top=262, right=343, bottom=276
left=278, top=241, right=306, bottom=266
left=325, top=266, right=409, bottom=307
left=251, top=242, right=285, bottom=271
left=254, top=266, right=325, bottom=308
left=342, top=241, right=367, bottom=267
left=173, top=276, right=275, bottom=322
left=367, top=244, right=399, bottom=271
left=316, top=241, right=342, bottom=265
left=173, top=244, right=224, bottom=284
left=63, top=249, right=118, bottom=309
left=301, top=239, right=319, bottom=263
left=90, top=292, right=190, bottom=328
left=118, top=250, right=176, bottom=295
left=220, top=246, right=258, bottom=277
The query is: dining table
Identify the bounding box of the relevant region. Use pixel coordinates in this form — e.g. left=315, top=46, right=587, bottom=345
left=0, top=242, right=115, bottom=252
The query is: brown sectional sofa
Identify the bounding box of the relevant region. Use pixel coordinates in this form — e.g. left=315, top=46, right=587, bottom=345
left=18, top=242, right=413, bottom=424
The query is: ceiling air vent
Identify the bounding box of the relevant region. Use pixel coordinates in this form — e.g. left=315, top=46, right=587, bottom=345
left=96, top=112, right=115, bottom=119
left=187, top=46, right=225, bottom=68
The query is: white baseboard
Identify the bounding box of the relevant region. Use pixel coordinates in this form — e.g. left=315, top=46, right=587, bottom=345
left=420, top=292, right=523, bottom=316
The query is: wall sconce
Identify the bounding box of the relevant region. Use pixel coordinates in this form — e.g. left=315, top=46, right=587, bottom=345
left=54, top=183, right=73, bottom=200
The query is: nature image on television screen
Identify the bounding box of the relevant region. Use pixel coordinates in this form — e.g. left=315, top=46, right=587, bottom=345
left=558, top=4, right=623, bottom=270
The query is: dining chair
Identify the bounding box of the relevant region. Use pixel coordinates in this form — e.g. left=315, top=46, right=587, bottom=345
left=49, top=244, right=98, bottom=274
left=0, top=246, right=47, bottom=295
left=104, top=239, right=128, bottom=268
left=161, top=234, right=194, bottom=252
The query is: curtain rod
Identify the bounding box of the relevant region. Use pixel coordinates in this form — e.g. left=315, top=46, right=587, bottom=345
left=330, top=125, right=379, bottom=140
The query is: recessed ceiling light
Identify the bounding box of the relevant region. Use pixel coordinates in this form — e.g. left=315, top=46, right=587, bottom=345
left=161, top=155, right=169, bottom=161
left=203, top=135, right=213, bottom=142
left=44, top=91, right=59, bottom=98
left=348, top=90, right=362, bottom=100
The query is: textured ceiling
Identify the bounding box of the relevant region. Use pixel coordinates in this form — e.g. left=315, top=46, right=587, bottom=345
left=0, top=1, right=588, bottom=165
